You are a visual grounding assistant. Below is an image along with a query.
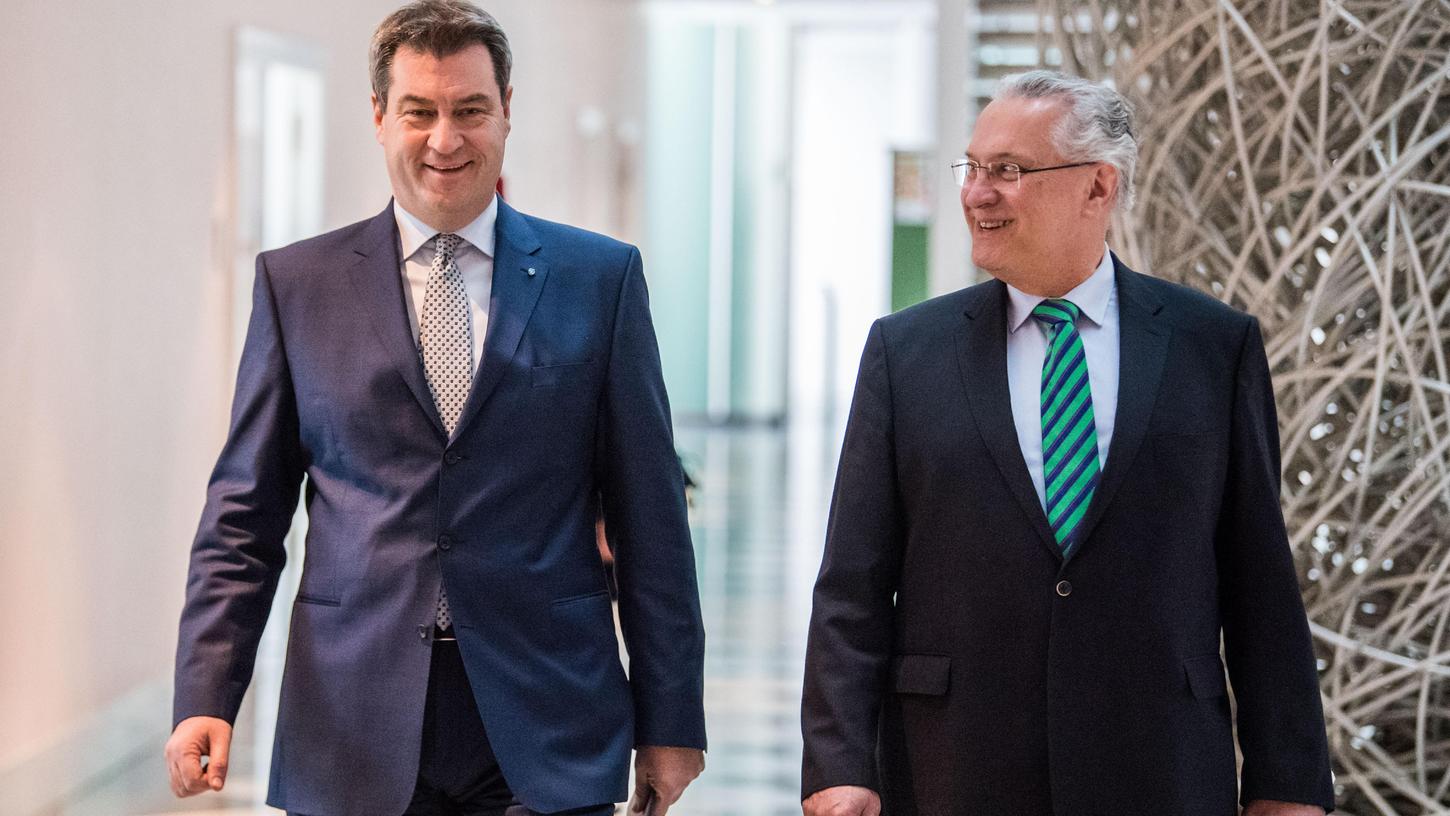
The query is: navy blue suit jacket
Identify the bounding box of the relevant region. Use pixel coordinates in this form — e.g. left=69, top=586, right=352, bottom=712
left=174, top=201, right=706, bottom=815
left=802, top=258, right=1333, bottom=814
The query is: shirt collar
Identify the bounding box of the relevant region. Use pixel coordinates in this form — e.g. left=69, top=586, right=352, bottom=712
left=1006, top=245, right=1116, bottom=333
left=393, top=195, right=499, bottom=261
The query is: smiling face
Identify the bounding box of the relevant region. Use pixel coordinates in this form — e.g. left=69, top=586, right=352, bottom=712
left=373, top=44, right=511, bottom=232
left=961, top=95, right=1116, bottom=296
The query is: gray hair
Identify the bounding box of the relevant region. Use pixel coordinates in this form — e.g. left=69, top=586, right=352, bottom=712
left=993, top=70, right=1139, bottom=211
left=370, top=0, right=512, bottom=109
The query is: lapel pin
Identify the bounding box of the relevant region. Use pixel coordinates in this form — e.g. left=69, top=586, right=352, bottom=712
left=526, top=267, right=536, bottom=277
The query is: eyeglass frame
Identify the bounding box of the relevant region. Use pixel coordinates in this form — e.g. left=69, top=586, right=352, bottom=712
left=949, top=158, right=1097, bottom=188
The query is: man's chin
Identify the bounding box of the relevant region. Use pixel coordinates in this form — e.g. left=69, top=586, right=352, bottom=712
left=412, top=195, right=494, bottom=230
left=973, top=257, right=1035, bottom=292
left=970, top=251, right=1006, bottom=278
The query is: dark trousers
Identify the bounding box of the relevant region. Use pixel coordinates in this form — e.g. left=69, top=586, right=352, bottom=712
left=290, top=637, right=613, bottom=816
left=404, top=636, right=615, bottom=816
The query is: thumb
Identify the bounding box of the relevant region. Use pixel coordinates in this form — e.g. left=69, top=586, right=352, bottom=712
left=629, top=772, right=653, bottom=813
left=205, top=724, right=231, bottom=791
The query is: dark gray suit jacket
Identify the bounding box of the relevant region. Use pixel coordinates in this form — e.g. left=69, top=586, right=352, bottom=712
left=802, top=258, right=1333, bottom=815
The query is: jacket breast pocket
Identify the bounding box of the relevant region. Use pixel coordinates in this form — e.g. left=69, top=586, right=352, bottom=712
left=1148, top=429, right=1218, bottom=451
left=1147, top=431, right=1224, bottom=514
left=531, top=360, right=593, bottom=388
left=891, top=654, right=952, bottom=696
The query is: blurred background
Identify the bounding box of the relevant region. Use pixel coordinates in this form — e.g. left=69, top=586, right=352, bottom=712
left=2, top=0, right=1447, bottom=814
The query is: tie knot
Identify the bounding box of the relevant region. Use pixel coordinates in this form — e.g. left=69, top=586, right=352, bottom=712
left=1031, top=298, right=1083, bottom=329
left=434, top=233, right=461, bottom=259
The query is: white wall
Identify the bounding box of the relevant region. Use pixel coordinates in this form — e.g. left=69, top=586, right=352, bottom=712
left=788, top=15, right=935, bottom=429
left=0, top=0, right=641, bottom=779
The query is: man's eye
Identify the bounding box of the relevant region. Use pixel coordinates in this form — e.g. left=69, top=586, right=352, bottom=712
left=405, top=109, right=435, bottom=118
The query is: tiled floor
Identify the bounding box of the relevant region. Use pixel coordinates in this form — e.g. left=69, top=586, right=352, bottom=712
left=53, top=423, right=838, bottom=816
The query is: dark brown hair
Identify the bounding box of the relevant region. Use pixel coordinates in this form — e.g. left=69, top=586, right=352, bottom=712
left=370, top=0, right=512, bottom=108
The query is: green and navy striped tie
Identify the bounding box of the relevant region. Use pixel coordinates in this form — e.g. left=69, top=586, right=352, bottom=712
left=1033, top=299, right=1099, bottom=558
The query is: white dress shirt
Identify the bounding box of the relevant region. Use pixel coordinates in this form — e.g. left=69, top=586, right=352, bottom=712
left=1005, top=246, right=1120, bottom=511
left=394, top=197, right=498, bottom=373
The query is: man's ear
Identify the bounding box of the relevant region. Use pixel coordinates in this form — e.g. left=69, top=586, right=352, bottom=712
left=1086, top=163, right=1119, bottom=215
left=501, top=85, right=513, bottom=138
left=372, top=93, right=386, bottom=144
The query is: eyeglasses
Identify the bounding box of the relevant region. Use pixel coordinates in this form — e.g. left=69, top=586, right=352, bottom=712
left=950, top=159, right=1096, bottom=188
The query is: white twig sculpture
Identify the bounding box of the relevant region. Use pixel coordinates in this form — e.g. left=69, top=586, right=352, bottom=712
left=1038, top=0, right=1450, bottom=811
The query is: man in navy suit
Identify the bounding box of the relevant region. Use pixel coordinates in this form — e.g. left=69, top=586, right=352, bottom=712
left=166, top=2, right=705, bottom=814
left=801, top=71, right=1333, bottom=815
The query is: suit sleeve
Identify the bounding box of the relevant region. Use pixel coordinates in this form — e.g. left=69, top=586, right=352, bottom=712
left=173, top=254, right=304, bottom=728
left=1217, top=317, right=1335, bottom=810
left=800, top=320, right=902, bottom=797
left=598, top=247, right=707, bottom=750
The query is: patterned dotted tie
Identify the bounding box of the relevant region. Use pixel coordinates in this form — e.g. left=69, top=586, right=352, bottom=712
left=1032, top=299, right=1099, bottom=558
left=420, top=233, right=472, bottom=630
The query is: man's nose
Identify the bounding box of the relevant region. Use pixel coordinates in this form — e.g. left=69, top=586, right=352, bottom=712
left=428, top=116, right=465, bottom=155
left=961, top=178, right=1000, bottom=211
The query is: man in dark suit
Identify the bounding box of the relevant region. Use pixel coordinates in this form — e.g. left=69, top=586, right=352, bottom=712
left=800, top=71, right=1333, bottom=816
left=165, top=3, right=705, bottom=814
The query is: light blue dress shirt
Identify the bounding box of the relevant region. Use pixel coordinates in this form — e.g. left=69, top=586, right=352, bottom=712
left=1004, top=246, right=1120, bottom=511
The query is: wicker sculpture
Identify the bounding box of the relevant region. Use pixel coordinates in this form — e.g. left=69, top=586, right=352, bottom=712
left=1037, top=0, right=1450, bottom=811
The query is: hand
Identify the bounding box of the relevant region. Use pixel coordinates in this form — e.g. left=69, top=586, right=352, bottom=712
left=164, top=716, right=232, bottom=797
left=1243, top=801, right=1326, bottom=816
left=629, top=745, right=704, bottom=815
left=802, top=785, right=881, bottom=816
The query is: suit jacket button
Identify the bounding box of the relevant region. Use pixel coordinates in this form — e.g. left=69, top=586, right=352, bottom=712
left=1055, top=580, right=1072, bottom=597
left=438, top=534, right=453, bottom=551
left=445, top=452, right=462, bottom=465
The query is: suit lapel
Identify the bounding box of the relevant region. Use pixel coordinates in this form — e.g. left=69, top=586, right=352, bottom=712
left=345, top=202, right=447, bottom=439
left=1070, top=258, right=1168, bottom=555
left=954, top=281, right=1062, bottom=562
left=452, top=199, right=547, bottom=438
